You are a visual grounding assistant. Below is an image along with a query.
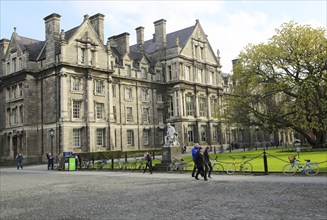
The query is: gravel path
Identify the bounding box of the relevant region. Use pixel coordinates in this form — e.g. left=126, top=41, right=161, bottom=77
left=1, top=165, right=326, bottom=220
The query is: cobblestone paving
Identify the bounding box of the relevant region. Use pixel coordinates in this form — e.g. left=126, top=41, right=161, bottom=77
left=1, top=165, right=326, bottom=220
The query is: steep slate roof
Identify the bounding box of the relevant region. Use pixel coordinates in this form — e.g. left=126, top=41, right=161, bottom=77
left=65, top=26, right=79, bottom=41
left=14, top=34, right=45, bottom=61
left=130, top=25, right=195, bottom=54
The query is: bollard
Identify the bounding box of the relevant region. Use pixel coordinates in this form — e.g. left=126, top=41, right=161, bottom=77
left=152, top=151, right=155, bottom=160
left=243, top=146, right=246, bottom=152
left=214, top=147, right=216, bottom=154
left=263, top=150, right=268, bottom=175
left=111, top=157, right=114, bottom=170
left=125, top=152, right=127, bottom=163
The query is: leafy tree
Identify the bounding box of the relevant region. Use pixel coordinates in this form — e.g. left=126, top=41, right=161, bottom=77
left=228, top=22, right=327, bottom=148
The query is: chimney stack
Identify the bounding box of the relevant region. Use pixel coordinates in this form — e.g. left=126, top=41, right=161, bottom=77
left=44, top=13, right=61, bottom=65
left=135, top=26, right=144, bottom=51
left=0, top=39, right=10, bottom=76
left=89, top=13, right=105, bottom=44
left=108, top=32, right=130, bottom=55
left=154, top=19, right=166, bottom=50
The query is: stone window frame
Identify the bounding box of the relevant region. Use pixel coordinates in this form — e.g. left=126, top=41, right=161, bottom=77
left=127, top=129, right=134, bottom=146
left=185, top=94, right=195, bottom=116
left=141, top=67, right=147, bottom=79
left=157, top=109, right=164, bottom=124
left=142, top=107, right=150, bottom=124
left=72, top=99, right=82, bottom=120
left=187, top=125, right=195, bottom=143
left=94, top=79, right=105, bottom=95
left=141, top=88, right=150, bottom=102
left=73, top=128, right=81, bottom=147
left=124, top=87, right=133, bottom=101
left=126, top=107, right=133, bottom=123
left=143, top=129, right=149, bottom=145
left=158, top=129, right=164, bottom=145
left=125, top=64, right=132, bottom=77
left=71, top=76, right=83, bottom=93
left=95, top=102, right=105, bottom=120
left=199, top=96, right=207, bottom=117
left=200, top=125, right=207, bottom=142
left=96, top=128, right=105, bottom=147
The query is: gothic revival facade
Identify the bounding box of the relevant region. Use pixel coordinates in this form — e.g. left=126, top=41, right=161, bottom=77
left=0, top=13, right=287, bottom=164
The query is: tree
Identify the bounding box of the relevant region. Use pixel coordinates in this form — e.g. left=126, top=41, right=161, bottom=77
left=228, top=22, right=327, bottom=148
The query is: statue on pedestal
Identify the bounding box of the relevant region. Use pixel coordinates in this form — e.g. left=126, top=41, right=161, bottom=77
left=164, top=123, right=178, bottom=147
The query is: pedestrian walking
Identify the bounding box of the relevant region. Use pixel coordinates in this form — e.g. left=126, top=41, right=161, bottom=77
left=203, top=147, right=213, bottom=178
left=195, top=147, right=207, bottom=181
left=143, top=152, right=153, bottom=174
left=46, top=152, right=54, bottom=170
left=191, top=143, right=199, bottom=177
left=16, top=153, right=24, bottom=169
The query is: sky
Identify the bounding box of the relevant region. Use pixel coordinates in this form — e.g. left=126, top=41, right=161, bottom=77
left=1, top=0, right=326, bottom=73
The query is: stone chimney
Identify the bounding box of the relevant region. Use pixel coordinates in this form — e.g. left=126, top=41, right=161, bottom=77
left=0, top=39, right=10, bottom=76
left=89, top=13, right=105, bottom=44
left=44, top=13, right=61, bottom=65
left=108, top=32, right=130, bottom=55
left=135, top=26, right=144, bottom=51
left=154, top=19, right=166, bottom=50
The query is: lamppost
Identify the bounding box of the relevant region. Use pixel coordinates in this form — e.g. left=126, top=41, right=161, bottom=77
left=50, top=129, right=54, bottom=154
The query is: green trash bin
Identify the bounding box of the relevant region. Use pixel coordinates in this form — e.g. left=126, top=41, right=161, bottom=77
left=69, top=157, right=76, bottom=171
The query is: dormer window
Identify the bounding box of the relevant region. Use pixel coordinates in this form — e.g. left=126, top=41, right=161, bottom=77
left=12, top=58, right=17, bottom=72
left=81, top=48, right=86, bottom=64
left=141, top=67, right=147, bottom=79
left=125, top=64, right=131, bottom=76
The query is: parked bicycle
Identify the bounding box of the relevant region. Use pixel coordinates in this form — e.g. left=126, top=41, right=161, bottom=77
left=211, top=156, right=224, bottom=174
left=226, top=156, right=253, bottom=175
left=81, top=158, right=94, bottom=170
left=283, top=156, right=319, bottom=176
left=170, top=158, right=192, bottom=173
left=95, top=159, right=110, bottom=170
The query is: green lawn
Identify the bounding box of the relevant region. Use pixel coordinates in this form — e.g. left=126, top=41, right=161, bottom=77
left=158, top=147, right=327, bottom=173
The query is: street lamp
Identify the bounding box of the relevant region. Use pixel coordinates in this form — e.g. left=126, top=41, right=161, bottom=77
left=50, top=129, right=54, bottom=154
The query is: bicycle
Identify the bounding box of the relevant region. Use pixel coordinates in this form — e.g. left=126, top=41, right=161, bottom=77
left=53, top=154, right=62, bottom=170
left=95, top=159, right=110, bottom=170
left=81, top=158, right=94, bottom=170
left=283, top=157, right=319, bottom=176
left=211, top=156, right=224, bottom=174
left=226, top=156, right=253, bottom=175
left=170, top=158, right=192, bottom=173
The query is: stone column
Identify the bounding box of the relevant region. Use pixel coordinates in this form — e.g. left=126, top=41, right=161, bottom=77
left=178, top=89, right=183, bottom=116
left=87, top=76, right=94, bottom=121
left=59, top=71, right=68, bottom=119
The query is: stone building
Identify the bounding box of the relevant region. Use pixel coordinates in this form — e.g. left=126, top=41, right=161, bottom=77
left=0, top=13, right=281, bottom=164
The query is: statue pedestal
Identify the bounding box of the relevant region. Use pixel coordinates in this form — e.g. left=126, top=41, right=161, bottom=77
left=155, top=143, right=181, bottom=171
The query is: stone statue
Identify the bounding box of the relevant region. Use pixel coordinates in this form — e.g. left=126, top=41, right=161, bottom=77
left=164, top=123, right=178, bottom=147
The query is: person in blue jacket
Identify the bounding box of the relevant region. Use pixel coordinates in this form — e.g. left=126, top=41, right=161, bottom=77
left=191, top=143, right=199, bottom=177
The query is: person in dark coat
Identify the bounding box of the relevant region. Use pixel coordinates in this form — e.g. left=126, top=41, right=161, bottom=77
left=143, top=152, right=153, bottom=174
left=195, top=147, right=207, bottom=181
left=203, top=147, right=213, bottom=178
left=16, top=153, right=24, bottom=169
left=46, top=152, right=54, bottom=170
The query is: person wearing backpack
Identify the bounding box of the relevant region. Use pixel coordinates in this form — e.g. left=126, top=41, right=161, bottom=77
left=16, top=153, right=24, bottom=169
left=143, top=152, right=153, bottom=174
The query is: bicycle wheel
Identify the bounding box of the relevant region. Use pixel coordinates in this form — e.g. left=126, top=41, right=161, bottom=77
left=226, top=163, right=236, bottom=175
left=240, top=162, right=253, bottom=175
left=212, top=163, right=224, bottom=174
left=88, top=162, right=94, bottom=170
left=283, top=163, right=297, bottom=175
left=139, top=163, right=146, bottom=172
left=304, top=163, right=319, bottom=176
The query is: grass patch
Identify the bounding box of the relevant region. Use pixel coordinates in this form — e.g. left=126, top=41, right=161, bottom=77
left=173, top=148, right=327, bottom=173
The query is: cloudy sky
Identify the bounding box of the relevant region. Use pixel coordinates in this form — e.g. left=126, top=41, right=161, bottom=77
left=1, top=0, right=326, bottom=73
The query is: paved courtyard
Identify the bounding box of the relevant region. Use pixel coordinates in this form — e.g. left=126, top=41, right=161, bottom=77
left=1, top=165, right=326, bottom=220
